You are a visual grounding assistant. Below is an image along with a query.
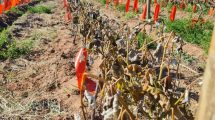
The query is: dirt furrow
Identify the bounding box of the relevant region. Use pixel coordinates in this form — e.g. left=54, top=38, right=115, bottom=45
left=0, top=0, right=82, bottom=119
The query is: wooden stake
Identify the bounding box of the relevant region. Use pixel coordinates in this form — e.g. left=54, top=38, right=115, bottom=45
left=196, top=27, right=215, bottom=120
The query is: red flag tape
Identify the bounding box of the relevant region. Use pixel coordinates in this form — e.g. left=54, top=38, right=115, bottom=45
left=0, top=4, right=3, bottom=14
left=170, top=5, right=176, bottom=21
left=4, top=0, right=12, bottom=11
left=208, top=7, right=214, bottom=16
left=106, top=0, right=108, bottom=9
left=154, top=4, right=160, bottom=22
left=133, top=0, right=138, bottom=12
left=125, top=0, right=130, bottom=12
left=193, top=4, right=197, bottom=13
left=63, top=0, right=68, bottom=8
left=141, top=4, right=147, bottom=20
left=75, top=48, right=88, bottom=90
left=85, top=77, right=97, bottom=93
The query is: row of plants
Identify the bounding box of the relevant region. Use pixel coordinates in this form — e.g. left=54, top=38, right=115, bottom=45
left=98, top=0, right=214, bottom=53
left=68, top=0, right=204, bottom=119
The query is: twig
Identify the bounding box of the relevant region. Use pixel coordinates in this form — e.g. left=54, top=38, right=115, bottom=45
left=120, top=109, right=127, bottom=120
left=118, top=107, right=124, bottom=120
left=80, top=75, right=87, bottom=120
left=85, top=73, right=106, bottom=83
left=179, top=64, right=200, bottom=75
left=118, top=96, right=135, bottom=120
left=186, top=78, right=202, bottom=89
left=139, top=35, right=168, bottom=51
left=158, top=31, right=174, bottom=80
left=171, top=107, right=175, bottom=120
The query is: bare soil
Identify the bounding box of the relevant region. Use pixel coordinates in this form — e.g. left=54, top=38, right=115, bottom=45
left=0, top=0, right=82, bottom=119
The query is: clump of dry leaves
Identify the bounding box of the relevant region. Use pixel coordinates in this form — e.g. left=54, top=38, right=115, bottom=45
left=70, top=1, right=197, bottom=120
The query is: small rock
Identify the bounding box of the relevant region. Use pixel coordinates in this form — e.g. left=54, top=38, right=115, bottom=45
left=67, top=94, right=71, bottom=98
left=197, top=66, right=204, bottom=73
left=47, top=82, right=57, bottom=91
left=61, top=53, right=69, bottom=59
left=50, top=49, right=55, bottom=53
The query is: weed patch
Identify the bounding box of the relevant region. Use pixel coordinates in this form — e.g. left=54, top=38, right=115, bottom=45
left=125, top=12, right=137, bottom=20
left=9, top=7, right=24, bottom=15
left=98, top=0, right=106, bottom=5
left=165, top=19, right=214, bottom=53
left=117, top=4, right=126, bottom=12
left=0, top=29, right=33, bottom=60
left=0, top=29, right=9, bottom=50
left=181, top=52, right=197, bottom=65
left=28, top=5, right=51, bottom=14
left=137, top=32, right=156, bottom=49
left=185, top=4, right=193, bottom=12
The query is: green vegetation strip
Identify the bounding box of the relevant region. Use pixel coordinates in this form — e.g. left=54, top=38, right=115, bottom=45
left=165, top=19, right=214, bottom=53
left=9, top=7, right=25, bottom=15
left=28, top=5, right=51, bottom=14
left=137, top=32, right=157, bottom=49
left=0, top=29, right=33, bottom=60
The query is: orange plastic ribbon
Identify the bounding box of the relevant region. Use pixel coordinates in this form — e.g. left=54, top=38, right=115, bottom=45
left=193, top=4, right=197, bottom=13
left=125, top=0, right=130, bottom=12
left=4, top=0, right=12, bottom=11
left=106, top=0, right=108, bottom=9
left=141, top=4, right=147, bottom=20
left=133, top=0, right=138, bottom=12
left=0, top=4, right=3, bottom=14
left=154, top=4, right=160, bottom=22
left=75, top=48, right=88, bottom=90
left=170, top=5, right=176, bottom=21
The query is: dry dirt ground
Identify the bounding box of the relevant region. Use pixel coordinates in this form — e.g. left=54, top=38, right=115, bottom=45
left=0, top=0, right=208, bottom=119
left=0, top=0, right=82, bottom=119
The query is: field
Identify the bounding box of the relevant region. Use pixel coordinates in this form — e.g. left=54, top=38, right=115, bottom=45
left=0, top=0, right=214, bottom=119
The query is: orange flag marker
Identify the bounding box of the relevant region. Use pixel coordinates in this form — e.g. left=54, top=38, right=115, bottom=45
left=133, top=0, right=138, bottom=12
left=4, top=0, right=12, bottom=11
left=170, top=5, right=177, bottom=21
left=0, top=4, right=3, bottom=14
left=154, top=4, right=160, bottom=22
left=125, top=0, right=130, bottom=12
left=140, top=4, right=147, bottom=20
left=75, top=48, right=88, bottom=90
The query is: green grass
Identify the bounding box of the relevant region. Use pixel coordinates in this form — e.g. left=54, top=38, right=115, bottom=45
left=3, top=40, right=33, bottom=59
left=185, top=4, right=193, bottom=12
left=98, top=0, right=106, bottom=5
left=166, top=3, right=173, bottom=12
left=28, top=5, right=51, bottom=14
left=181, top=52, right=197, bottom=65
left=9, top=7, right=24, bottom=15
left=0, top=29, right=9, bottom=49
left=184, top=4, right=210, bottom=14
left=125, top=12, right=137, bottom=20
left=0, top=29, right=33, bottom=60
left=165, top=19, right=214, bottom=53
left=137, top=32, right=156, bottom=49
left=200, top=4, right=210, bottom=15
left=117, top=4, right=126, bottom=12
